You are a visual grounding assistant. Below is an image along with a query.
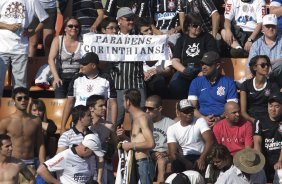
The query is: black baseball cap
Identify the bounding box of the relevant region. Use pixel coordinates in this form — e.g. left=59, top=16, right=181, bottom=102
left=200, top=51, right=220, bottom=65
left=78, top=52, right=99, bottom=65
left=268, top=93, right=282, bottom=105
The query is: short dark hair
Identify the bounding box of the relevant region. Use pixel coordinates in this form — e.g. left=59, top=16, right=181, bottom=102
left=86, top=95, right=105, bottom=107
left=71, top=105, right=89, bottom=125
left=12, top=87, right=29, bottom=99
left=124, top=89, right=141, bottom=107
left=135, top=17, right=153, bottom=33
left=183, top=12, right=202, bottom=33
left=99, top=17, right=117, bottom=32
left=0, top=134, right=11, bottom=147
left=249, top=55, right=271, bottom=76
left=146, top=95, right=162, bottom=107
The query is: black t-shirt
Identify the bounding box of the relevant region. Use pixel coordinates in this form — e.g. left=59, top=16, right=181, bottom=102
left=173, top=32, right=217, bottom=67
left=253, top=116, right=282, bottom=165
left=241, top=78, right=280, bottom=120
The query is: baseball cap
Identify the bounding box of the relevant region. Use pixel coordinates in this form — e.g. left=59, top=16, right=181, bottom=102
left=82, top=134, right=104, bottom=157
left=178, top=99, right=194, bottom=112
left=268, top=93, right=282, bottom=105
left=200, top=51, right=220, bottom=65
left=117, top=7, right=134, bottom=19
left=263, top=14, right=278, bottom=26
left=78, top=52, right=99, bottom=66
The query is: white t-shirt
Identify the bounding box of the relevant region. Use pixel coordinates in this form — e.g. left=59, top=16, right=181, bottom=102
left=0, top=0, right=48, bottom=54
left=167, top=118, right=210, bottom=156
left=165, top=170, right=205, bottom=184
left=45, top=148, right=95, bottom=184
left=224, top=0, right=266, bottom=32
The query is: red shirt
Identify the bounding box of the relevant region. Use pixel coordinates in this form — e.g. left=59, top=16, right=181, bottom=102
left=213, top=119, right=253, bottom=155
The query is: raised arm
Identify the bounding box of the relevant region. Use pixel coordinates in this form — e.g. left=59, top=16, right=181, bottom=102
left=60, top=97, right=75, bottom=134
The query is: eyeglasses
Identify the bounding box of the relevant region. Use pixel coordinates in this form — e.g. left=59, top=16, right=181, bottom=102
left=143, top=106, right=158, bottom=112
left=16, top=96, right=29, bottom=101
left=67, top=24, right=79, bottom=29
left=106, top=26, right=118, bottom=30
left=256, top=63, right=271, bottom=68
left=190, top=24, right=201, bottom=28
left=121, top=17, right=134, bottom=22
left=264, top=25, right=277, bottom=29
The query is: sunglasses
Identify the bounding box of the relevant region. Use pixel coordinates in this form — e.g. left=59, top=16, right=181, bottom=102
left=143, top=106, right=158, bottom=112
left=200, top=62, right=214, bottom=66
left=180, top=108, right=194, bottom=114
left=256, top=63, right=271, bottom=68
left=190, top=24, right=201, bottom=28
left=264, top=25, right=277, bottom=29
left=67, top=24, right=79, bottom=29
left=16, top=96, right=29, bottom=101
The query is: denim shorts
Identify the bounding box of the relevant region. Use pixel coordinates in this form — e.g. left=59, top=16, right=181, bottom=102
left=136, top=157, right=155, bottom=184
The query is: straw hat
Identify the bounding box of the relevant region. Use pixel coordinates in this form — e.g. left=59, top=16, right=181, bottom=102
left=233, top=148, right=265, bottom=174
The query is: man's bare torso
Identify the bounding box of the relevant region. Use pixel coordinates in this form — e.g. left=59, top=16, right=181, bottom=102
left=0, top=157, right=24, bottom=184
left=0, top=113, right=41, bottom=160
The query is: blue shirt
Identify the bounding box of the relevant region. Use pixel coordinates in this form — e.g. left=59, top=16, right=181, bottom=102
left=188, top=75, right=238, bottom=116
left=248, top=34, right=282, bottom=63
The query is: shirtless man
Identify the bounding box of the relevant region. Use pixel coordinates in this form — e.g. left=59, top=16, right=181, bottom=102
left=120, top=89, right=156, bottom=184
left=0, top=134, right=35, bottom=184
left=0, top=87, right=45, bottom=182
left=86, top=95, right=117, bottom=184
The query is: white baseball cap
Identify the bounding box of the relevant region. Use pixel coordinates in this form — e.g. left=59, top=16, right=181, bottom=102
left=82, top=134, right=104, bottom=157
left=263, top=14, right=278, bottom=26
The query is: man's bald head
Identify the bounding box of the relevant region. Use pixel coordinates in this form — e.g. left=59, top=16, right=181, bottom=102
left=224, top=102, right=240, bottom=125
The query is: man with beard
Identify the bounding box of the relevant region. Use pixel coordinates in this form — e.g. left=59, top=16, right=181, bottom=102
left=213, top=102, right=253, bottom=155
left=0, top=87, right=45, bottom=183
left=0, top=134, right=35, bottom=184
left=188, top=51, right=238, bottom=127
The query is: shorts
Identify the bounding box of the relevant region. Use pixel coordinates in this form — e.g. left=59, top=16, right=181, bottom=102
left=231, top=25, right=262, bottom=47
left=29, top=8, right=57, bottom=29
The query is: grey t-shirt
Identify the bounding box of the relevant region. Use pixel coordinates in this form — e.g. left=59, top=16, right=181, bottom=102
left=153, top=117, right=175, bottom=152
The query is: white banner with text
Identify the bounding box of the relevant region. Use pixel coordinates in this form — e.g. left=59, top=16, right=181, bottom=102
left=82, top=33, right=169, bottom=61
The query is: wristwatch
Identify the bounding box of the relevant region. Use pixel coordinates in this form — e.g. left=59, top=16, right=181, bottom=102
left=247, top=38, right=254, bottom=43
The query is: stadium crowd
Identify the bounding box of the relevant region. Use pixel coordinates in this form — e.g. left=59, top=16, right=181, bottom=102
left=1, top=0, right=282, bottom=183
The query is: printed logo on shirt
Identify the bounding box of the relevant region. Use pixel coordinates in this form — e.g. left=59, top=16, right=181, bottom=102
left=186, top=43, right=200, bottom=57
left=73, top=173, right=90, bottom=183
left=87, top=85, right=94, bottom=92
left=168, top=0, right=176, bottom=11
left=216, top=86, right=225, bottom=96
left=265, top=138, right=282, bottom=150
left=264, top=89, right=270, bottom=96
left=5, top=2, right=26, bottom=19
left=48, top=157, right=64, bottom=168
left=278, top=124, right=282, bottom=134
left=225, top=4, right=232, bottom=15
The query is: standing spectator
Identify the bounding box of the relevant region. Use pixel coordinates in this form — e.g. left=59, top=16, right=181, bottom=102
left=167, top=99, right=214, bottom=172
left=188, top=51, right=238, bottom=127
left=48, top=17, right=82, bottom=98
left=110, top=7, right=146, bottom=126
left=144, top=95, right=175, bottom=182
left=180, top=0, right=220, bottom=39
left=221, top=0, right=266, bottom=57
left=270, top=0, right=282, bottom=34
left=213, top=101, right=253, bottom=155
left=253, top=92, right=282, bottom=182
left=169, top=13, right=218, bottom=99
left=240, top=55, right=280, bottom=123
left=120, top=89, right=156, bottom=184
left=60, top=52, right=117, bottom=133
left=65, top=0, right=104, bottom=34
left=0, top=87, right=45, bottom=183
left=248, top=14, right=282, bottom=87
left=87, top=95, right=117, bottom=184
left=28, top=0, right=57, bottom=57
left=0, top=0, right=48, bottom=97
left=37, top=134, right=104, bottom=184
left=104, top=0, right=151, bottom=19
left=29, top=99, right=57, bottom=157
left=0, top=134, right=35, bottom=184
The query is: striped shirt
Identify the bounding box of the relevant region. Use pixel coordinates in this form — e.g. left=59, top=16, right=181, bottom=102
left=72, top=0, right=103, bottom=32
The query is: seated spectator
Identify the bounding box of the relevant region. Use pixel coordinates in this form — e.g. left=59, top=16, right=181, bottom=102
left=60, top=52, right=117, bottom=134
left=136, top=17, right=173, bottom=98
left=37, top=134, right=104, bottom=183
left=248, top=14, right=282, bottom=87
left=29, top=99, right=57, bottom=157
left=270, top=0, right=282, bottom=35
left=206, top=145, right=266, bottom=183
left=144, top=95, right=175, bottom=182
left=188, top=51, right=238, bottom=127
left=167, top=99, right=214, bottom=172
left=221, top=0, right=265, bottom=57
left=240, top=55, right=280, bottom=123
left=165, top=159, right=205, bottom=184
left=169, top=13, right=218, bottom=99
left=48, top=17, right=82, bottom=98
left=213, top=101, right=253, bottom=155
left=254, top=92, right=282, bottom=182
left=28, top=0, right=56, bottom=57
